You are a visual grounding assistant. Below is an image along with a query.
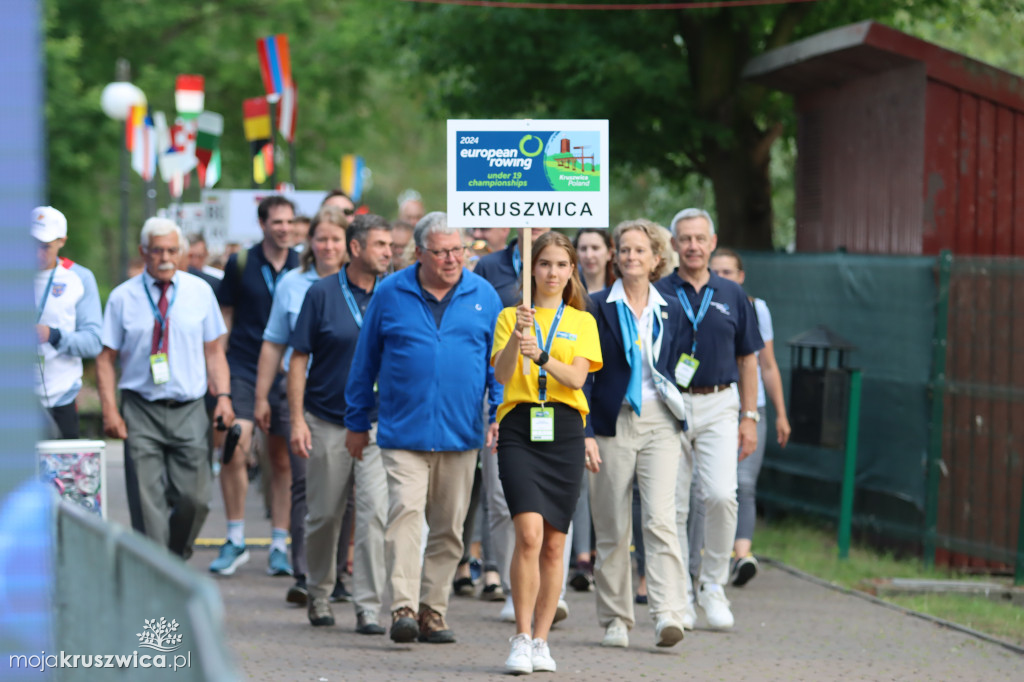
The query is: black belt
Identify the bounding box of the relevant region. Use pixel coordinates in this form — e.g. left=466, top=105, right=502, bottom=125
left=124, top=390, right=201, bottom=408
left=682, top=383, right=733, bottom=395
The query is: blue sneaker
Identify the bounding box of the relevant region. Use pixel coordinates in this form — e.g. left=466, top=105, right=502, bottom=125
left=267, top=547, right=293, bottom=577
left=209, top=541, right=249, bottom=576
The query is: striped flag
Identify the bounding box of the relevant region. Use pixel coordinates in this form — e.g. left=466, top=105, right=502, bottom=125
left=243, top=97, right=272, bottom=142
left=340, top=154, right=365, bottom=202
left=200, top=148, right=222, bottom=188
left=125, top=104, right=146, bottom=151
left=175, top=75, right=205, bottom=119
left=130, top=108, right=157, bottom=181
left=252, top=141, right=274, bottom=184
left=278, top=81, right=297, bottom=143
left=256, top=35, right=292, bottom=97
left=196, top=111, right=223, bottom=169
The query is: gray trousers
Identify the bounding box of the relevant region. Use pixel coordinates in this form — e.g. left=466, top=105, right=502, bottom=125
left=122, top=390, right=211, bottom=554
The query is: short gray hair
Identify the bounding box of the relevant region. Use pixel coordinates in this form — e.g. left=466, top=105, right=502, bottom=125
left=669, top=208, right=716, bottom=236
left=413, top=211, right=463, bottom=248
left=140, top=217, right=183, bottom=249
left=348, top=213, right=391, bottom=249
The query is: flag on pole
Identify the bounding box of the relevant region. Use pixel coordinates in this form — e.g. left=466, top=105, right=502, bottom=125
left=196, top=111, right=223, bottom=169
left=153, top=111, right=171, bottom=155
left=256, top=35, right=292, bottom=96
left=252, top=142, right=274, bottom=184
left=243, top=97, right=272, bottom=141
left=340, top=154, right=365, bottom=202
left=278, top=81, right=297, bottom=143
left=125, top=104, right=146, bottom=151
left=130, top=108, right=157, bottom=181
left=201, top=147, right=222, bottom=188
left=175, top=75, right=205, bottom=119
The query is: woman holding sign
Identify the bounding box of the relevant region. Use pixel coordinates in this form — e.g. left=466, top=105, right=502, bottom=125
left=584, top=219, right=691, bottom=650
left=492, top=231, right=603, bottom=674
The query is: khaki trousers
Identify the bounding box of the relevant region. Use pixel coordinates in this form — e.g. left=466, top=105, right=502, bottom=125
left=591, top=401, right=687, bottom=628
left=381, top=448, right=477, bottom=616
left=305, top=413, right=387, bottom=618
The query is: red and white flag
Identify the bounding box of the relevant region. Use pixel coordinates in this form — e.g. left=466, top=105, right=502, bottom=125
left=278, top=81, right=297, bottom=143
left=175, top=75, right=205, bottom=119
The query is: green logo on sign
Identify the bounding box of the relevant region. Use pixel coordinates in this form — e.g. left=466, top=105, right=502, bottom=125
left=519, top=135, right=544, bottom=157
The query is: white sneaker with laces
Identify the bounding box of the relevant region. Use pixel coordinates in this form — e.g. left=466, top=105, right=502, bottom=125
left=531, top=638, right=556, bottom=672
left=505, top=633, right=533, bottom=674
left=552, top=599, right=569, bottom=625
left=601, top=617, right=629, bottom=647
left=500, top=595, right=516, bottom=622
left=682, top=596, right=697, bottom=630
left=698, top=582, right=735, bottom=629
left=654, top=616, right=684, bottom=647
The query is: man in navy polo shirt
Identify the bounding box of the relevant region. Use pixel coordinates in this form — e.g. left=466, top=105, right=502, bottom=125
left=211, top=195, right=300, bottom=577
left=345, top=212, right=502, bottom=645
left=654, top=208, right=762, bottom=632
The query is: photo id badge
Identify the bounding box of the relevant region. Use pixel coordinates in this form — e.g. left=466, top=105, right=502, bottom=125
left=675, top=353, right=700, bottom=388
left=150, top=353, right=170, bottom=385
left=530, top=407, right=555, bottom=442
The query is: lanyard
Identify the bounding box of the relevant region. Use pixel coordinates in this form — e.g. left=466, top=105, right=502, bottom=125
left=512, top=245, right=521, bottom=278
left=143, top=276, right=178, bottom=350
left=338, top=267, right=379, bottom=329
left=36, top=267, right=57, bottom=323
left=261, top=264, right=288, bottom=297
left=532, top=302, right=565, bottom=403
left=675, top=286, right=714, bottom=356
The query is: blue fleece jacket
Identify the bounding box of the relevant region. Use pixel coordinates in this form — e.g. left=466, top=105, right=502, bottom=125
left=344, top=264, right=503, bottom=451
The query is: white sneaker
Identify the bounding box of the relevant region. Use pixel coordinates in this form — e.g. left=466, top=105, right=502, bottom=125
left=552, top=599, right=569, bottom=625
left=531, top=638, right=556, bottom=672
left=500, top=595, right=516, bottom=623
left=601, top=617, right=629, bottom=647
left=698, top=583, right=735, bottom=629
left=505, top=633, right=533, bottom=674
left=654, top=616, right=684, bottom=647
left=682, top=597, right=697, bottom=630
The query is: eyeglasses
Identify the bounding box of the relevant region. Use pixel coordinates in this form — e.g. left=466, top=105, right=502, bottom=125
left=424, top=245, right=469, bottom=260
left=146, top=247, right=181, bottom=257
left=341, top=208, right=356, bottom=216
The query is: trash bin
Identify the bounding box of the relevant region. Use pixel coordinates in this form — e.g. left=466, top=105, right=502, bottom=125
left=787, top=326, right=857, bottom=449
left=36, top=439, right=107, bottom=519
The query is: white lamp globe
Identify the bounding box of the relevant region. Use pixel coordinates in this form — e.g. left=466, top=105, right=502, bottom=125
left=100, top=81, right=146, bottom=121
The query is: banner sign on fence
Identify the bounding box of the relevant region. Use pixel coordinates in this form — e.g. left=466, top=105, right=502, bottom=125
left=447, top=119, right=609, bottom=228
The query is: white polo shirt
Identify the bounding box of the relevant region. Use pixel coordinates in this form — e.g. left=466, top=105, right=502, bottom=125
left=101, top=270, right=226, bottom=402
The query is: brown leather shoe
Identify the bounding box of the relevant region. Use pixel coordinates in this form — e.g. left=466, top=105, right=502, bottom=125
left=417, top=605, right=456, bottom=643
left=390, top=606, right=418, bottom=643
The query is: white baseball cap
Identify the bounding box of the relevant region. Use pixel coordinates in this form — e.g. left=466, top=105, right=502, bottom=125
left=31, top=206, right=68, bottom=243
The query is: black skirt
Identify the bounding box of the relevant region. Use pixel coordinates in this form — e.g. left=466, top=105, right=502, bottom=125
left=497, top=402, right=585, bottom=533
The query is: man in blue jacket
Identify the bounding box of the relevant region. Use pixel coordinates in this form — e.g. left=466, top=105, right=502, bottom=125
left=345, top=212, right=502, bottom=645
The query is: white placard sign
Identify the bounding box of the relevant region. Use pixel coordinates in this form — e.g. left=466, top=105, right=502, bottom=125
left=199, top=189, right=328, bottom=251
left=447, top=119, right=609, bottom=228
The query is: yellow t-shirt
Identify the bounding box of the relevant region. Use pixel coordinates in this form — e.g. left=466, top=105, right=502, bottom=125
left=491, top=305, right=603, bottom=424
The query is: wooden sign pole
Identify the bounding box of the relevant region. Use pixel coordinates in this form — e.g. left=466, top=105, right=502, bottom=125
left=521, top=227, right=532, bottom=375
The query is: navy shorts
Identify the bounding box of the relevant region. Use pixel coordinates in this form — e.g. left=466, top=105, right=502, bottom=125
left=230, top=373, right=290, bottom=437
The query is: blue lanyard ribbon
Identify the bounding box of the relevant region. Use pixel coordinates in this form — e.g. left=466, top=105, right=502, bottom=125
left=261, top=264, right=288, bottom=297
left=512, top=245, right=522, bottom=278
left=675, top=286, right=715, bottom=356
left=143, top=276, right=178, bottom=351
left=36, top=267, right=57, bottom=323
left=338, top=267, right=379, bottom=329
left=532, top=302, right=565, bottom=403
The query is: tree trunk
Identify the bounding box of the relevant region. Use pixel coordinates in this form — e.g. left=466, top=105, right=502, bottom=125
left=703, top=121, right=776, bottom=251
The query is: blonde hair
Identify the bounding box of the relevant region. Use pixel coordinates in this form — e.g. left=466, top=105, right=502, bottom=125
left=612, top=218, right=671, bottom=281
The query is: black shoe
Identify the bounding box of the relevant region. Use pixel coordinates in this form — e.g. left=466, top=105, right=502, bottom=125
left=452, top=576, right=475, bottom=596
left=635, top=593, right=648, bottom=605
left=390, top=607, right=419, bottom=643
left=730, top=555, right=759, bottom=587
left=570, top=561, right=594, bottom=592
left=330, top=578, right=352, bottom=603
left=479, top=583, right=505, bottom=602
left=286, top=575, right=308, bottom=606
left=356, top=611, right=386, bottom=635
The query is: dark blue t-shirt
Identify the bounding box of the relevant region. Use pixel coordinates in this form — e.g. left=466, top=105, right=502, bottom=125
left=218, top=243, right=299, bottom=382
left=290, top=267, right=376, bottom=426
left=418, top=265, right=459, bottom=329
left=654, top=269, right=764, bottom=387
left=473, top=240, right=521, bottom=308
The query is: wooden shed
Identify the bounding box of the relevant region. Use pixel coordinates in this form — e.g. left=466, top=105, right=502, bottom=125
left=743, top=20, right=1024, bottom=256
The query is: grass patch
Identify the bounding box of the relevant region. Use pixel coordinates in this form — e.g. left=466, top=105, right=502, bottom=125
left=754, top=517, right=1024, bottom=647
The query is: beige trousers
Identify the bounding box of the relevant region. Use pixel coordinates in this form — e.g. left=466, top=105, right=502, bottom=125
left=381, top=448, right=477, bottom=616
left=591, top=401, right=687, bottom=629
left=305, top=413, right=387, bottom=618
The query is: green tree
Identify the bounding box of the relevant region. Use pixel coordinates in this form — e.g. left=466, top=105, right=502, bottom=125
left=393, top=0, right=1017, bottom=249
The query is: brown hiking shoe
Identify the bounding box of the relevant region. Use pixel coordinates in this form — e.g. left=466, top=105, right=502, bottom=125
left=390, top=606, right=418, bottom=643
left=417, top=604, right=456, bottom=643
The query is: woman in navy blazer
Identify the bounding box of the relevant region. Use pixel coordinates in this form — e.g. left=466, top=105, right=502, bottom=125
left=583, top=219, right=691, bottom=650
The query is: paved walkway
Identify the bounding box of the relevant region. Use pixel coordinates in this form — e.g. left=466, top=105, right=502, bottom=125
left=100, top=441, right=1022, bottom=681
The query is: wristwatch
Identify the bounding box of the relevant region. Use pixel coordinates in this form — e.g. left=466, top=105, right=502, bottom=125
left=741, top=410, right=760, bottom=423
left=537, top=350, right=550, bottom=366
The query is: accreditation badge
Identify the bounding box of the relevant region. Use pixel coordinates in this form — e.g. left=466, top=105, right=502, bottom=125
left=150, top=353, right=170, bottom=385
left=675, top=353, right=700, bottom=388
left=530, top=407, right=555, bottom=442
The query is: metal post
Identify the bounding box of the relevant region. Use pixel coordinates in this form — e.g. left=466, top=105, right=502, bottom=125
left=289, top=142, right=297, bottom=188
left=145, top=179, right=157, bottom=219
left=924, top=250, right=952, bottom=568
left=837, top=368, right=862, bottom=560
left=269, top=98, right=278, bottom=189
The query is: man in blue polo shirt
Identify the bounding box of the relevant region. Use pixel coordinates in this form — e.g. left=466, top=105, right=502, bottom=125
left=211, top=195, right=300, bottom=577
left=286, top=213, right=392, bottom=633
left=345, top=212, right=502, bottom=645
left=654, top=208, right=762, bottom=632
